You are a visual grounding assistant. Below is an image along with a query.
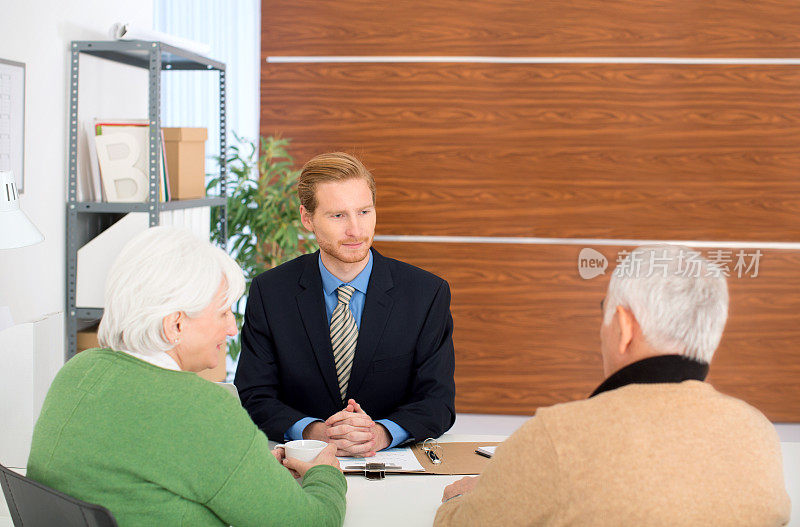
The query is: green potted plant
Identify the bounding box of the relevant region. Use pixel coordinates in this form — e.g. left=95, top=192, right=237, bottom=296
left=208, top=135, right=318, bottom=359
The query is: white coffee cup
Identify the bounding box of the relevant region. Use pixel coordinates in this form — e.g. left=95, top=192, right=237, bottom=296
left=283, top=440, right=328, bottom=462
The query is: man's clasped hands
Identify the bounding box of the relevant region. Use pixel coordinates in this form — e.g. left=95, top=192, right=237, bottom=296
left=271, top=399, right=393, bottom=480
left=275, top=397, right=478, bottom=505
left=303, top=398, right=392, bottom=456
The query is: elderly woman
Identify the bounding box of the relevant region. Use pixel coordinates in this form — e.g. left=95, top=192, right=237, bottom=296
left=27, top=227, right=346, bottom=526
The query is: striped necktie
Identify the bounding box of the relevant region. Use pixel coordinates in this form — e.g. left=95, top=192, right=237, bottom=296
left=331, top=285, right=358, bottom=402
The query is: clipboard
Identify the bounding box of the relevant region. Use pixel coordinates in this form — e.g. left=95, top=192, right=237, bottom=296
left=411, top=441, right=501, bottom=475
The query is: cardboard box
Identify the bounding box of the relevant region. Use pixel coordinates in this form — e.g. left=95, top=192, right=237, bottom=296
left=77, top=327, right=99, bottom=352
left=163, top=127, right=208, bottom=200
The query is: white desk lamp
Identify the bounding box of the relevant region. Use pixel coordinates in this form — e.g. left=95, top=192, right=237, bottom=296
left=0, top=170, right=43, bottom=249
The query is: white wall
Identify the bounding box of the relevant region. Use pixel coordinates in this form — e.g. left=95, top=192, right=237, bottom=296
left=0, top=0, right=153, bottom=474
left=0, top=0, right=153, bottom=326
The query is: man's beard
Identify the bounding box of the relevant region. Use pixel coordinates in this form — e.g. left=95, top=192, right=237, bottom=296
left=318, top=236, right=372, bottom=264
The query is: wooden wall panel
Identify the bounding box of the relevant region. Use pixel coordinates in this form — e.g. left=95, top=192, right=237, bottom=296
left=263, top=0, right=800, bottom=58
left=261, top=1, right=800, bottom=421
left=372, top=241, right=800, bottom=421
left=262, top=63, right=800, bottom=241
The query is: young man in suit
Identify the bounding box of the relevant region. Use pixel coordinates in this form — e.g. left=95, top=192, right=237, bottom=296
left=235, top=152, right=456, bottom=456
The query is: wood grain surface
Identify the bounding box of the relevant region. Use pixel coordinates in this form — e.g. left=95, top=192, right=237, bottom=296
left=262, top=0, right=800, bottom=57
left=261, top=63, right=800, bottom=241
left=261, top=3, right=800, bottom=421
left=372, top=241, right=800, bottom=422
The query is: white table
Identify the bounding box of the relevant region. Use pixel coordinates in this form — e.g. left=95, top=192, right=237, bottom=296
left=3, top=438, right=798, bottom=527
left=342, top=434, right=505, bottom=527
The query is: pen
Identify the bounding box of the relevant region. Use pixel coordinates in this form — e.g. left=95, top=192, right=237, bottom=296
left=344, top=464, right=401, bottom=470
left=474, top=449, right=491, bottom=459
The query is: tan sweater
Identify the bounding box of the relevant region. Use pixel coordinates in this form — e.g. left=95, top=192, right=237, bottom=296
left=435, top=381, right=790, bottom=526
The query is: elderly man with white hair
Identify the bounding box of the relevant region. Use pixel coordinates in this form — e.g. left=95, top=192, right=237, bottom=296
left=435, top=244, right=791, bottom=527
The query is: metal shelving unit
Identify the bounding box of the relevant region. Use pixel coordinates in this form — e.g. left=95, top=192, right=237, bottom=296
left=66, top=40, right=228, bottom=359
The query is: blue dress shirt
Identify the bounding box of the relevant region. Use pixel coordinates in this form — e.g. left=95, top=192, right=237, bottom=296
left=285, top=251, right=410, bottom=448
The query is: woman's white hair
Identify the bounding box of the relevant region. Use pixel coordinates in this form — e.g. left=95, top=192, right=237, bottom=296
left=603, top=244, right=729, bottom=364
left=97, top=226, right=245, bottom=355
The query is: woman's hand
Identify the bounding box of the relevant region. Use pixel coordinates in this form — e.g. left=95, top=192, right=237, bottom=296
left=281, top=442, right=341, bottom=478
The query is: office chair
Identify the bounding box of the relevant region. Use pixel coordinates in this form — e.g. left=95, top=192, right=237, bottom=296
left=0, top=463, right=117, bottom=527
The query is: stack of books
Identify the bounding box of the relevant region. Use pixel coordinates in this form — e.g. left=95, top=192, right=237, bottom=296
left=81, top=119, right=171, bottom=203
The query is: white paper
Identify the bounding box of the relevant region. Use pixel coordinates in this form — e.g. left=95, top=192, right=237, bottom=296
left=109, top=23, right=211, bottom=57
left=338, top=447, right=425, bottom=472
left=476, top=445, right=496, bottom=457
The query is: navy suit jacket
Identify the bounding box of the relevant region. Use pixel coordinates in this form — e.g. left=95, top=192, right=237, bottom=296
left=234, top=248, right=456, bottom=442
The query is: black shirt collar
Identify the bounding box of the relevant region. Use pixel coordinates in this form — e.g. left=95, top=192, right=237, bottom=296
left=590, top=354, right=709, bottom=398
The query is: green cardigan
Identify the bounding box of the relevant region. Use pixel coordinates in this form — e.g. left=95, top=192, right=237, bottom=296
left=27, top=348, right=347, bottom=526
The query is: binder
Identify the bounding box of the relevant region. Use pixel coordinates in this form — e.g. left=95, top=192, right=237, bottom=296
left=343, top=442, right=502, bottom=478
left=413, top=441, right=501, bottom=475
